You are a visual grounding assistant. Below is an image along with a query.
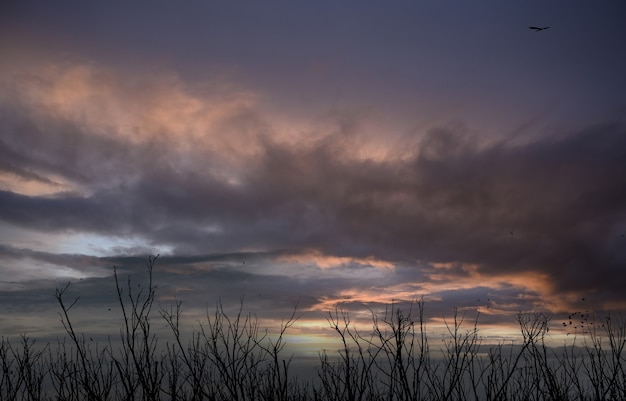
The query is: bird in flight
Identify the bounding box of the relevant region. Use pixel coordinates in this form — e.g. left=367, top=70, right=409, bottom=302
left=529, top=26, right=550, bottom=32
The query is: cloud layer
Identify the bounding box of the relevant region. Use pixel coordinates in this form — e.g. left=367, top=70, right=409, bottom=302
left=1, top=62, right=625, bottom=327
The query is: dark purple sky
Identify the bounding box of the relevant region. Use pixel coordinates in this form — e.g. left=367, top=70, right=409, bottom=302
left=1, top=1, right=625, bottom=343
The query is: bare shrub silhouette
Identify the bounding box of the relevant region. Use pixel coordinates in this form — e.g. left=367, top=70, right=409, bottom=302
left=1, top=256, right=625, bottom=400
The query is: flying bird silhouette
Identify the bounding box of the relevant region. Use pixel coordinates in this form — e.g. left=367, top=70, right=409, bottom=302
left=529, top=26, right=550, bottom=32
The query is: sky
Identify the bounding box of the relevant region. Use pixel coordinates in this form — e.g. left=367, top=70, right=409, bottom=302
left=1, top=0, right=626, bottom=354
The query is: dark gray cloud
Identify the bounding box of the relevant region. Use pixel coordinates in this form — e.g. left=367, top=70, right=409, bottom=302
left=2, top=86, right=625, bottom=305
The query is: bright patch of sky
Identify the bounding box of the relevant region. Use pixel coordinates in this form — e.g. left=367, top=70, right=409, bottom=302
left=0, top=223, right=171, bottom=257
left=55, top=232, right=173, bottom=256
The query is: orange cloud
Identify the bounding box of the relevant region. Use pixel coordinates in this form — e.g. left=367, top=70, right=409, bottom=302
left=277, top=249, right=395, bottom=271
left=4, top=61, right=413, bottom=199
left=0, top=171, right=74, bottom=197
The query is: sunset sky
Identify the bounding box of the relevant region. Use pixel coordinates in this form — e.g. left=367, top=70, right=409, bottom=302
left=1, top=1, right=626, bottom=352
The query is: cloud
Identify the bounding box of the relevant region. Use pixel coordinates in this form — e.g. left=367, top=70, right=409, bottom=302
left=1, top=62, right=626, bottom=316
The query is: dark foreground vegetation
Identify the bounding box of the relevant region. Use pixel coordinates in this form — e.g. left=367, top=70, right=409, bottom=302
left=1, top=256, right=625, bottom=401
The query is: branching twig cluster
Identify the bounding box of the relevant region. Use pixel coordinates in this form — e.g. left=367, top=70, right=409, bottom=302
left=1, top=256, right=625, bottom=401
